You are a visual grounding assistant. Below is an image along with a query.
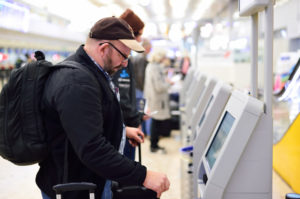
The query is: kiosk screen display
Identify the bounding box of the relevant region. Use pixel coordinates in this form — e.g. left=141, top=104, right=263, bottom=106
left=205, top=111, right=235, bottom=169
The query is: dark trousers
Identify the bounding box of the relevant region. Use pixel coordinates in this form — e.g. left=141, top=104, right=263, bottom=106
left=150, top=119, right=171, bottom=148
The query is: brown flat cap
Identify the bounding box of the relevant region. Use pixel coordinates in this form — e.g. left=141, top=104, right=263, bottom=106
left=120, top=9, right=144, bottom=36
left=89, top=17, right=144, bottom=53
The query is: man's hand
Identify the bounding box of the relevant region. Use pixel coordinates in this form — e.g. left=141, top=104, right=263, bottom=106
left=125, top=127, right=144, bottom=147
left=143, top=170, right=170, bottom=198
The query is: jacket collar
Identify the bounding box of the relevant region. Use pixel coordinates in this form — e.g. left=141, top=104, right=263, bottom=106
left=71, top=45, right=119, bottom=101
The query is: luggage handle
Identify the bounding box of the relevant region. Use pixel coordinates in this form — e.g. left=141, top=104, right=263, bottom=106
left=111, top=142, right=142, bottom=191
left=111, top=143, right=159, bottom=199
left=138, top=142, right=142, bottom=163
left=53, top=182, right=97, bottom=199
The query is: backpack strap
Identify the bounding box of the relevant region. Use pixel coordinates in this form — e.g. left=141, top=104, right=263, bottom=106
left=55, top=60, right=100, bottom=183
left=56, top=60, right=98, bottom=84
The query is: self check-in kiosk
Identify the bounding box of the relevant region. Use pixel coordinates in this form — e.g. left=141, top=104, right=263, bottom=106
left=196, top=90, right=272, bottom=199
left=181, top=69, right=204, bottom=111
left=184, top=73, right=207, bottom=120
left=181, top=72, right=207, bottom=145
left=192, top=82, right=232, bottom=197
left=187, top=77, right=218, bottom=139
left=180, top=67, right=197, bottom=108
left=181, top=77, right=218, bottom=199
left=192, top=0, right=274, bottom=198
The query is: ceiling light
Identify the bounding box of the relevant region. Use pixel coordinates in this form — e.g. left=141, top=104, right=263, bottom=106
left=233, top=11, right=240, bottom=19
left=169, top=23, right=183, bottom=42
left=192, top=0, right=215, bottom=21
left=158, top=22, right=168, bottom=35
left=184, top=21, right=197, bottom=36
left=200, top=23, right=213, bottom=38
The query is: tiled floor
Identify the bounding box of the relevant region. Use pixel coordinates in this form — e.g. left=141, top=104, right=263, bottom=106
left=0, top=129, right=295, bottom=199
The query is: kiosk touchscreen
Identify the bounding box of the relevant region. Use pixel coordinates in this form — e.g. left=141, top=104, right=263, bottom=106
left=192, top=82, right=232, bottom=197
left=196, top=90, right=271, bottom=199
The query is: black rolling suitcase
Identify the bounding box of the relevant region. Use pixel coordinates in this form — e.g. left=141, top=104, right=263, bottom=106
left=52, top=142, right=158, bottom=199
left=112, top=143, right=159, bottom=199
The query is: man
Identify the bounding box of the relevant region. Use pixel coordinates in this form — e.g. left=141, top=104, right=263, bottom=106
left=37, top=17, right=169, bottom=199
left=132, top=38, right=152, bottom=98
left=112, top=9, right=149, bottom=160
left=132, top=38, right=152, bottom=136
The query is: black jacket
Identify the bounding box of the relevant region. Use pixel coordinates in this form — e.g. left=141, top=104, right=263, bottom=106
left=132, top=54, right=148, bottom=92
left=36, top=45, right=146, bottom=199
left=112, top=59, right=142, bottom=127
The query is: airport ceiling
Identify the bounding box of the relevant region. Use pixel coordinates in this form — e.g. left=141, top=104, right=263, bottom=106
left=10, top=0, right=290, bottom=30
left=11, top=0, right=288, bottom=39
left=88, top=0, right=234, bottom=23
left=17, top=0, right=236, bottom=26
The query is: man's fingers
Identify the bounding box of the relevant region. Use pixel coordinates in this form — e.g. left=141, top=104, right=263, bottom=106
left=135, top=132, right=144, bottom=143
left=143, top=170, right=170, bottom=198
left=157, top=192, right=161, bottom=198
left=137, top=131, right=145, bottom=141
left=157, top=177, right=170, bottom=197
left=137, top=135, right=143, bottom=143
left=128, top=139, right=138, bottom=147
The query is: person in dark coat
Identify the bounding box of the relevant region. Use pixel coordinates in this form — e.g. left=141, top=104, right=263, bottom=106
left=132, top=38, right=153, bottom=136
left=112, top=9, right=149, bottom=160
left=37, top=17, right=169, bottom=199
left=132, top=39, right=152, bottom=95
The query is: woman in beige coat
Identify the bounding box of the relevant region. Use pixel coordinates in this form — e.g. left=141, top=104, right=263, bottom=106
left=144, top=48, right=173, bottom=152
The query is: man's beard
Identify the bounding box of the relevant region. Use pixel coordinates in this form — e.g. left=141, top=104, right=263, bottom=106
left=103, top=54, right=122, bottom=75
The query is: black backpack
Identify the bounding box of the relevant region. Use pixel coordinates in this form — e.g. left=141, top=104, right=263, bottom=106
left=0, top=51, right=88, bottom=166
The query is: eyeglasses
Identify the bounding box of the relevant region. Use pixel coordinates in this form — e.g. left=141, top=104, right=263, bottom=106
left=99, top=42, right=130, bottom=62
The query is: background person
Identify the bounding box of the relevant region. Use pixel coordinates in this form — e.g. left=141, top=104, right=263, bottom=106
left=132, top=38, right=152, bottom=136
left=132, top=38, right=152, bottom=99
left=144, top=48, right=174, bottom=153
left=112, top=9, right=150, bottom=161
left=179, top=52, right=191, bottom=80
